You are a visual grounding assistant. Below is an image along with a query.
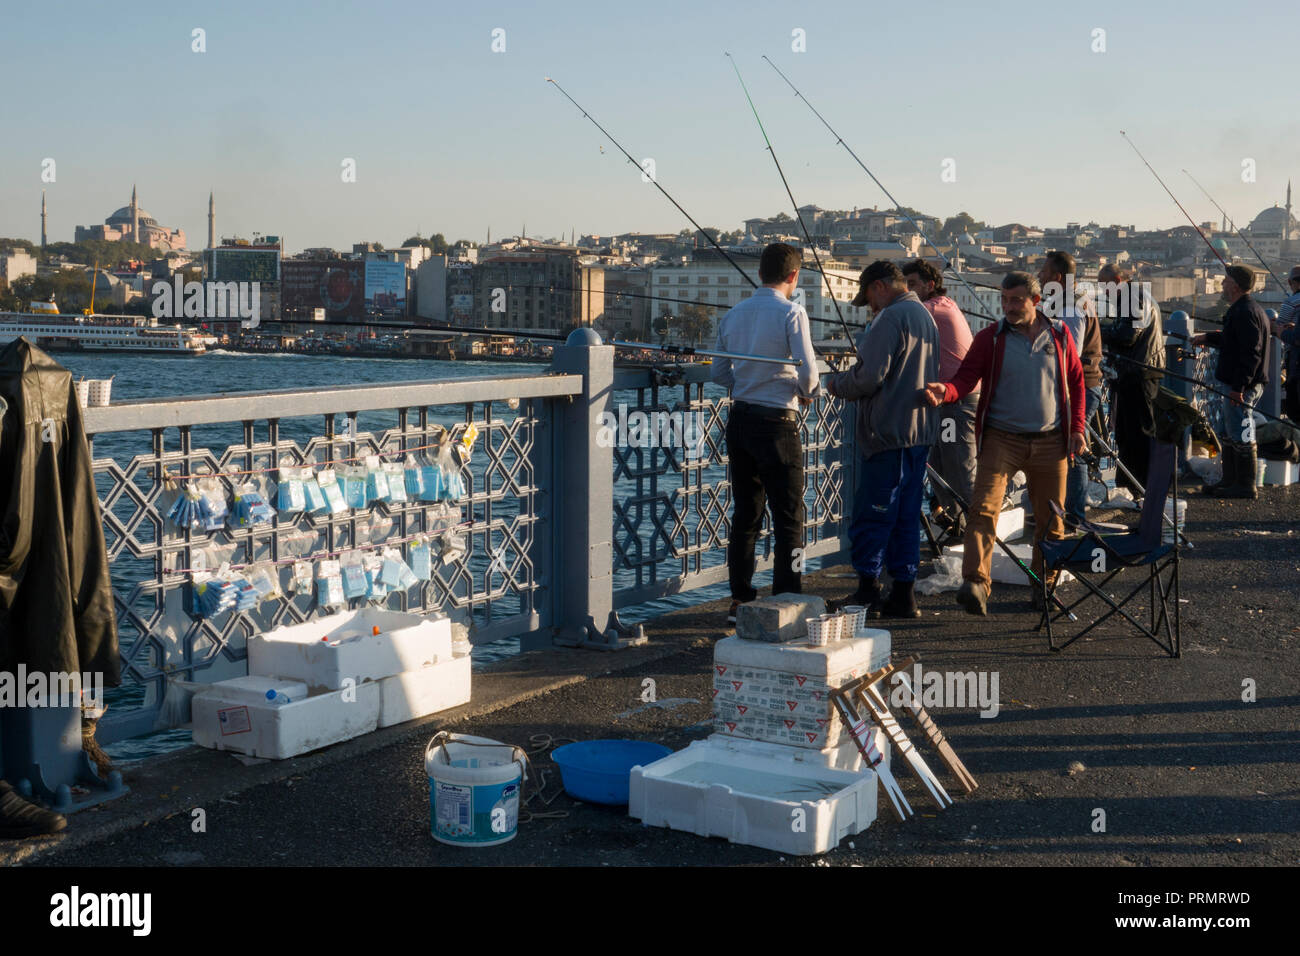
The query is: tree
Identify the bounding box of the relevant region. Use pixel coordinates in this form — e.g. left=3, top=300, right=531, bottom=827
left=941, top=212, right=986, bottom=241
left=677, top=303, right=713, bottom=347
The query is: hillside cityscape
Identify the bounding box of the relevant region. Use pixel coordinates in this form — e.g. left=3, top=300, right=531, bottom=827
left=2, top=185, right=1296, bottom=358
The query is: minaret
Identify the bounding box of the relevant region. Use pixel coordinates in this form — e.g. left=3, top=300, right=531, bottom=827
left=208, top=190, right=215, bottom=250
left=41, top=190, right=47, bottom=249
left=130, top=184, right=139, bottom=243
left=1287, top=180, right=1294, bottom=255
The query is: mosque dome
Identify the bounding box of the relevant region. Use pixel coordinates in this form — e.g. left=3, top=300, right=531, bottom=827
left=106, top=206, right=158, bottom=228
left=1247, top=205, right=1295, bottom=234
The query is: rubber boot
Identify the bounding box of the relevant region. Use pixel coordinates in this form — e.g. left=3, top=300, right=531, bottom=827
left=0, top=781, right=67, bottom=839
left=831, top=574, right=881, bottom=612
left=1215, top=444, right=1259, bottom=500
left=873, top=579, right=921, bottom=619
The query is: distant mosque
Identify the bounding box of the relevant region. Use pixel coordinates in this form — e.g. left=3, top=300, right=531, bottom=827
left=74, top=186, right=187, bottom=251
left=1239, top=181, right=1298, bottom=262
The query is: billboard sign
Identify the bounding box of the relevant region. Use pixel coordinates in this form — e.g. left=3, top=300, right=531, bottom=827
left=281, top=260, right=365, bottom=320
left=210, top=248, right=280, bottom=283
left=364, top=261, right=407, bottom=314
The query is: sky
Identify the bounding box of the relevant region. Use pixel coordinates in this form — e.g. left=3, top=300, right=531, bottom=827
left=3, top=0, right=1298, bottom=255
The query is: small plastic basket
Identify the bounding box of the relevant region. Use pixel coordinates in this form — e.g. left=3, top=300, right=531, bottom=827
left=841, top=606, right=867, bottom=638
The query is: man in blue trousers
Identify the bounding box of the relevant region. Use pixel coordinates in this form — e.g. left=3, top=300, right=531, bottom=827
left=827, top=260, right=940, bottom=618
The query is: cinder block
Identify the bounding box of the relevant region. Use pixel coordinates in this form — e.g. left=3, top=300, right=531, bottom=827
left=735, top=592, right=827, bottom=643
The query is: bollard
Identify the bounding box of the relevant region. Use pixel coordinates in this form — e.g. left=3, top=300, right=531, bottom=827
left=548, top=328, right=645, bottom=650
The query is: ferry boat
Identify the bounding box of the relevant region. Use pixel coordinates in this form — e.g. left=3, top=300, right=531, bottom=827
left=1, top=303, right=213, bottom=355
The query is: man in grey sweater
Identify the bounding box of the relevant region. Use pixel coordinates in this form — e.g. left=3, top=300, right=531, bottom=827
left=826, top=260, right=940, bottom=618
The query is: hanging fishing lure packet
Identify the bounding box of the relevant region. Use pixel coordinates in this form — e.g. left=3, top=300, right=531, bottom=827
left=277, top=465, right=308, bottom=513
left=340, top=550, right=369, bottom=600
left=404, top=453, right=426, bottom=499
left=384, top=460, right=408, bottom=503
left=316, top=558, right=345, bottom=608
left=316, top=468, right=349, bottom=515
left=364, top=454, right=391, bottom=503
left=380, top=546, right=419, bottom=590
left=409, top=536, right=433, bottom=581
left=302, top=468, right=328, bottom=513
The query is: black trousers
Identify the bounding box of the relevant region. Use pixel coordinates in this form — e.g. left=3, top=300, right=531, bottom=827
left=726, top=404, right=805, bottom=601
left=1111, top=375, right=1158, bottom=493
left=1285, top=367, right=1300, bottom=423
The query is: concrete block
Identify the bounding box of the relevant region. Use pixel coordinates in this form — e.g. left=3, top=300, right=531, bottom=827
left=735, top=592, right=827, bottom=643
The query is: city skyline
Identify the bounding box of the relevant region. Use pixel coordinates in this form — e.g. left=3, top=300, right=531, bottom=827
left=4, top=0, right=1299, bottom=253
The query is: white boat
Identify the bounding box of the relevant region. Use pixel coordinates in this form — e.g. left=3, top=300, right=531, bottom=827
left=1, top=307, right=212, bottom=355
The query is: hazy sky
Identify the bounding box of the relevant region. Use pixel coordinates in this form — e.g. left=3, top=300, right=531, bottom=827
left=4, top=0, right=1297, bottom=254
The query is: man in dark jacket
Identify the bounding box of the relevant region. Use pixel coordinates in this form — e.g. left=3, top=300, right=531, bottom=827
left=924, top=272, right=1086, bottom=616
left=827, top=261, right=940, bottom=618
left=1191, top=265, right=1271, bottom=499
left=1098, top=263, right=1164, bottom=495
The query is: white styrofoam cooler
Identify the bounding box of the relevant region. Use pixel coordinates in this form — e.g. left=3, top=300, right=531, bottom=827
left=191, top=675, right=380, bottom=759
left=946, top=542, right=1074, bottom=586
left=712, top=630, right=890, bottom=750
left=629, top=736, right=877, bottom=855
left=1262, top=459, right=1298, bottom=486
left=376, top=652, right=471, bottom=728
left=248, top=607, right=452, bottom=691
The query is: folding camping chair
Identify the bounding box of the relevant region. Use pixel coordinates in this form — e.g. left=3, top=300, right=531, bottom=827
left=1035, top=441, right=1181, bottom=657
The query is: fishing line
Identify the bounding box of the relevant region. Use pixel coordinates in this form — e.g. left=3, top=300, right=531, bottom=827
left=762, top=56, right=991, bottom=318
left=1120, top=132, right=1228, bottom=269
left=1182, top=169, right=1287, bottom=290
left=726, top=53, right=855, bottom=344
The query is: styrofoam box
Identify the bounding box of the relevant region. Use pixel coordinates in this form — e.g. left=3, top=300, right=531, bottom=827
left=248, top=607, right=452, bottom=692
left=712, top=631, right=890, bottom=750
left=191, top=675, right=380, bottom=759
left=1263, top=459, right=1298, bottom=486
left=629, top=736, right=877, bottom=856
left=996, top=507, right=1025, bottom=541
left=377, top=652, right=472, bottom=728
left=707, top=727, right=891, bottom=771
left=946, top=542, right=1074, bottom=586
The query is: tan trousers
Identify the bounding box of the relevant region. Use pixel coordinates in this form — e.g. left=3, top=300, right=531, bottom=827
left=962, top=426, right=1068, bottom=591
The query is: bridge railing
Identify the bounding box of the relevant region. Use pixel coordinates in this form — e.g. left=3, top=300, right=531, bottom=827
left=85, top=338, right=855, bottom=742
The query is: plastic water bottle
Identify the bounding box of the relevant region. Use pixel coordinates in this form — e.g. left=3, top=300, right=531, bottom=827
left=265, top=689, right=292, bottom=705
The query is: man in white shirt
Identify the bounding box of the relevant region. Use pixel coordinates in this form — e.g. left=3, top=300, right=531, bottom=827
left=711, top=243, right=821, bottom=625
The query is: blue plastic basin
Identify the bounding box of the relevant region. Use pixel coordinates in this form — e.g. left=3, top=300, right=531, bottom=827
left=550, top=739, right=672, bottom=805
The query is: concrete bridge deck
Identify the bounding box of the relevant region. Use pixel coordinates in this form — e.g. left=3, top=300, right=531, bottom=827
left=6, top=487, right=1297, bottom=867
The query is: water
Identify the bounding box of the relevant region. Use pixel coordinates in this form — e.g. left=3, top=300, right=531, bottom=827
left=65, top=351, right=808, bottom=761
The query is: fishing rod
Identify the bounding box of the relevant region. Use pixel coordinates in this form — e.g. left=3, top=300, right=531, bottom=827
left=726, top=53, right=854, bottom=344
left=611, top=338, right=803, bottom=366
left=1119, top=132, right=1228, bottom=269
left=762, top=56, right=991, bottom=322
left=1182, top=169, right=1287, bottom=290
left=922, top=463, right=1078, bottom=622
left=545, top=76, right=758, bottom=291
left=1107, top=351, right=1294, bottom=427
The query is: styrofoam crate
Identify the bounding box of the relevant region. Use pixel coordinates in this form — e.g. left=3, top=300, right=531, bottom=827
left=706, top=727, right=891, bottom=771
left=248, top=607, right=452, bottom=691
left=191, top=676, right=380, bottom=759
left=376, top=653, right=472, bottom=728
left=1262, top=459, right=1298, bottom=486
left=946, top=542, right=1074, bottom=586
left=996, top=507, right=1025, bottom=541
left=629, top=736, right=877, bottom=856
left=712, top=631, right=890, bottom=750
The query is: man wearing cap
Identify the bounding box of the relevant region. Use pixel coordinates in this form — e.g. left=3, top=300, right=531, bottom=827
left=711, top=242, right=821, bottom=626
left=1191, top=265, right=1271, bottom=499
left=1271, top=265, right=1300, bottom=422
left=923, top=272, right=1086, bottom=616
left=826, top=260, right=939, bottom=619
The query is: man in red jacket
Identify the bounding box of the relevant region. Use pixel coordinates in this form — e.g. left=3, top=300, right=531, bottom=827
left=923, top=272, right=1087, bottom=615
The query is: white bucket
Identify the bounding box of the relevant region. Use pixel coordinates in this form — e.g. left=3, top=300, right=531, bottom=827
left=75, top=380, right=91, bottom=408
left=88, top=378, right=113, bottom=406
left=425, top=732, right=526, bottom=847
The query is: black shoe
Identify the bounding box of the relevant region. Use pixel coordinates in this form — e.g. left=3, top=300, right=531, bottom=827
left=726, top=600, right=741, bottom=627
left=0, top=781, right=67, bottom=839
left=871, top=581, right=921, bottom=619
left=830, top=575, right=880, bottom=612
left=956, top=580, right=988, bottom=617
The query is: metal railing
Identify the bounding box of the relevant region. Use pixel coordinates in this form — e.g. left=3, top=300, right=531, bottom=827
left=86, top=339, right=855, bottom=741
